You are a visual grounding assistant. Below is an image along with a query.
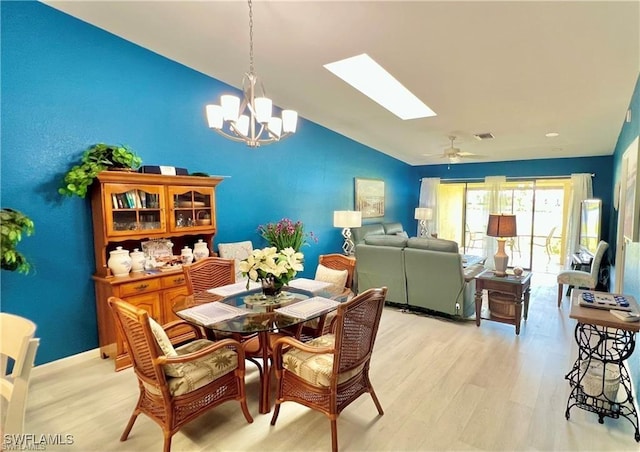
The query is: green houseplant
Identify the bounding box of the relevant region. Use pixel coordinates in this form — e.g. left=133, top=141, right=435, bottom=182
left=59, top=143, right=142, bottom=198
left=1, top=208, right=35, bottom=273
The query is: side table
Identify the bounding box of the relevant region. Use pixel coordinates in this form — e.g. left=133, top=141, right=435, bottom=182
left=474, top=269, right=532, bottom=335
left=565, top=289, right=640, bottom=442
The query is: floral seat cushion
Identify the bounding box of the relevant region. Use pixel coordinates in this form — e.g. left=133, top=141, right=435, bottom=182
left=148, top=318, right=238, bottom=395
left=557, top=270, right=596, bottom=287
left=282, top=334, right=364, bottom=387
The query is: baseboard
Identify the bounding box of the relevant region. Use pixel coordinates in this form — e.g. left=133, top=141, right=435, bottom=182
left=33, top=348, right=101, bottom=375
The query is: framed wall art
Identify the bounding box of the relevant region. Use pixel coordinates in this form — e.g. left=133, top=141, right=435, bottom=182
left=355, top=178, right=385, bottom=218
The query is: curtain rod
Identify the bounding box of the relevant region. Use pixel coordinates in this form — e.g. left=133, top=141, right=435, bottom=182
left=419, top=173, right=595, bottom=182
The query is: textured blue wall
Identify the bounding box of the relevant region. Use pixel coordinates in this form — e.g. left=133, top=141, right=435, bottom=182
left=0, top=2, right=412, bottom=364
left=1, top=2, right=633, bottom=367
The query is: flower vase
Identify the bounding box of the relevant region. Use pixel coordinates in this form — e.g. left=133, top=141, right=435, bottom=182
left=261, top=277, right=283, bottom=297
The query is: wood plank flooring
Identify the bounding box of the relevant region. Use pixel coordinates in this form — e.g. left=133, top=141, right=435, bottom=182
left=24, top=273, right=639, bottom=451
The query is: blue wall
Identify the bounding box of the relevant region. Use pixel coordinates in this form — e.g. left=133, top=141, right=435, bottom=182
left=1, top=2, right=634, bottom=367
left=0, top=2, right=412, bottom=364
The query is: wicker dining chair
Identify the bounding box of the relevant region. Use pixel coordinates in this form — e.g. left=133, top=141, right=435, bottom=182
left=108, top=297, right=252, bottom=452
left=270, top=287, right=388, bottom=452
left=297, top=254, right=357, bottom=339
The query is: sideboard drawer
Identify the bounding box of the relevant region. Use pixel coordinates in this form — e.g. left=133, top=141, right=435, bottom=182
left=161, top=273, right=186, bottom=289
left=118, top=278, right=162, bottom=297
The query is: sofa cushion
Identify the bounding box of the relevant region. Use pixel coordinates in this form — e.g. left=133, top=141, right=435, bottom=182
left=364, top=235, right=408, bottom=247
left=396, top=231, right=409, bottom=238
left=383, top=222, right=404, bottom=235
left=407, top=237, right=459, bottom=253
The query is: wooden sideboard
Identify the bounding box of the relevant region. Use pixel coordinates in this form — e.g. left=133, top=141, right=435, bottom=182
left=90, top=171, right=223, bottom=370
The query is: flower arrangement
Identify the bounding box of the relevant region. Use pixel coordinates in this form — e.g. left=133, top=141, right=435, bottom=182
left=238, top=247, right=304, bottom=293
left=258, top=218, right=316, bottom=252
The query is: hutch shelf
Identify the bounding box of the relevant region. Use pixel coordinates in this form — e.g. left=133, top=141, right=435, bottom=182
left=90, top=171, right=223, bottom=370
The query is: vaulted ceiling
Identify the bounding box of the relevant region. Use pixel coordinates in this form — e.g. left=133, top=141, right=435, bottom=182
left=44, top=0, right=639, bottom=165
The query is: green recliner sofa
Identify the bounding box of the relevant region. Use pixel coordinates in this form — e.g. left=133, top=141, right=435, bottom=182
left=355, top=236, right=484, bottom=318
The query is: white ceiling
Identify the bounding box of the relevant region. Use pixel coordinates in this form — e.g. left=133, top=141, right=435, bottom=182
left=43, top=0, right=639, bottom=166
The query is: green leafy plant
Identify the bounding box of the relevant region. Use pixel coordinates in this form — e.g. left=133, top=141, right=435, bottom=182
left=1, top=208, right=35, bottom=273
left=59, top=143, right=142, bottom=198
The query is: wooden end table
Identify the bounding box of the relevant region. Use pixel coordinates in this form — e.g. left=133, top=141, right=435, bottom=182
left=474, top=269, right=532, bottom=335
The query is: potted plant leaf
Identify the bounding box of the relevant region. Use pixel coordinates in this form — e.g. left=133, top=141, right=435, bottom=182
left=59, top=143, right=142, bottom=198
left=1, top=208, right=35, bottom=273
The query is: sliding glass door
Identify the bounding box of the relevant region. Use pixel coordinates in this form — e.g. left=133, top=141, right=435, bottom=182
left=437, top=178, right=570, bottom=272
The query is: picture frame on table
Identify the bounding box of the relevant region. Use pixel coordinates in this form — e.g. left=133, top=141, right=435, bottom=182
left=355, top=178, right=385, bottom=218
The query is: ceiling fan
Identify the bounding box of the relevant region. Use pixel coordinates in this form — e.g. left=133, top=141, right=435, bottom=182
left=424, top=135, right=482, bottom=164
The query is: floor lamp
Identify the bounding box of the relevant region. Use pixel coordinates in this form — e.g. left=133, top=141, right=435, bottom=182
left=486, top=213, right=517, bottom=277
left=333, top=210, right=362, bottom=255
left=414, top=207, right=433, bottom=238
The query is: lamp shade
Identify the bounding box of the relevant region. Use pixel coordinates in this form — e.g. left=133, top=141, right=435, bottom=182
left=486, top=214, right=517, bottom=238
left=414, top=207, right=433, bottom=221
left=333, top=210, right=362, bottom=228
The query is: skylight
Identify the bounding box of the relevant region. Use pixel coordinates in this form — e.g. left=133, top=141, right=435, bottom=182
left=324, top=53, right=436, bottom=120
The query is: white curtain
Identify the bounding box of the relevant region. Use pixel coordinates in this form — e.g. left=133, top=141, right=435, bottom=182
left=418, top=178, right=440, bottom=236
left=483, top=176, right=507, bottom=269
left=562, top=173, right=593, bottom=269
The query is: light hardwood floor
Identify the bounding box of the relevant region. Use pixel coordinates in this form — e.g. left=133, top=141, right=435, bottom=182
left=24, top=273, right=639, bottom=451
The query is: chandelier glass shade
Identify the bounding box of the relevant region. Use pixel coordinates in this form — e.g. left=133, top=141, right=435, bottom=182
left=205, top=0, right=297, bottom=147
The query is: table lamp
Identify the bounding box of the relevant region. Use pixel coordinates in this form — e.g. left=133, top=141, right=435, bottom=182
left=414, top=207, right=433, bottom=237
left=333, top=210, right=362, bottom=255
left=486, top=213, right=517, bottom=277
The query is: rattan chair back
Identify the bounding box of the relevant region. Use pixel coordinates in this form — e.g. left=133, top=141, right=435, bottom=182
left=183, top=257, right=235, bottom=294
left=318, top=254, right=356, bottom=289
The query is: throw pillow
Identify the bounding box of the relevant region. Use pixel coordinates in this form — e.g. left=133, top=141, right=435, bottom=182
left=148, top=317, right=183, bottom=377
left=315, top=264, right=348, bottom=289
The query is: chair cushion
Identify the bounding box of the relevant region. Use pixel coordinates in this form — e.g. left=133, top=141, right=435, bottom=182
left=165, top=339, right=238, bottom=396
left=282, top=334, right=364, bottom=387
left=148, top=318, right=183, bottom=377
left=314, top=264, right=348, bottom=289
left=557, top=270, right=596, bottom=287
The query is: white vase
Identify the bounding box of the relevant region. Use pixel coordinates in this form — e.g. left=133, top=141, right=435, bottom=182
left=108, top=246, right=132, bottom=277
left=129, top=248, right=145, bottom=272
left=193, top=239, right=209, bottom=261
left=181, top=246, right=194, bottom=265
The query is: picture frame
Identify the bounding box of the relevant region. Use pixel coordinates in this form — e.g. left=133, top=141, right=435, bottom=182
left=355, top=178, right=385, bottom=218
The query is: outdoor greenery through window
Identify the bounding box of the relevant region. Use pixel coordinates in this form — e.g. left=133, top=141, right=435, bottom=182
left=437, top=178, right=571, bottom=272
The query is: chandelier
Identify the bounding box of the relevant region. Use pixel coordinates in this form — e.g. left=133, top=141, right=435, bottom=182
left=205, top=0, right=298, bottom=147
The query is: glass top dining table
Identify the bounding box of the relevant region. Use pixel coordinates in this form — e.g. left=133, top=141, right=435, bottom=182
left=172, top=282, right=346, bottom=413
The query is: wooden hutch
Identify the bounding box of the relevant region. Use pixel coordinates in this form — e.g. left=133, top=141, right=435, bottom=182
left=90, top=171, right=223, bottom=370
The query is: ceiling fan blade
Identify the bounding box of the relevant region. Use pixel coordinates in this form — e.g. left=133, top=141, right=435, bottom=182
left=457, top=151, right=476, bottom=157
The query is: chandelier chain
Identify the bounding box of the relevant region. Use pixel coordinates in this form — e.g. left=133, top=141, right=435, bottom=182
left=248, top=0, right=254, bottom=75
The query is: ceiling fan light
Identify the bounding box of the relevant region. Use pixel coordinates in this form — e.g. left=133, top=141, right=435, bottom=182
left=282, top=110, right=298, bottom=133
left=221, top=95, right=240, bottom=122
left=205, top=104, right=223, bottom=129
left=254, top=97, right=272, bottom=123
